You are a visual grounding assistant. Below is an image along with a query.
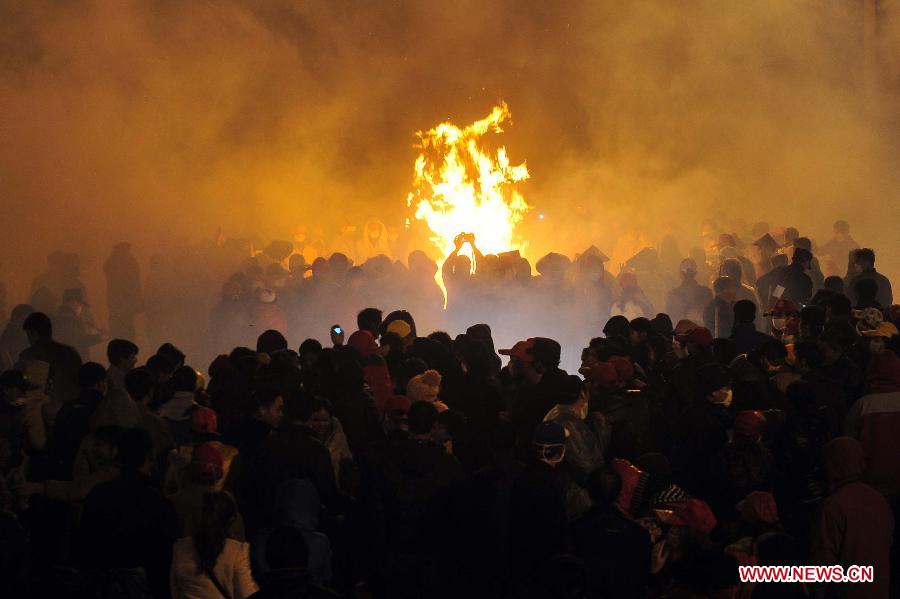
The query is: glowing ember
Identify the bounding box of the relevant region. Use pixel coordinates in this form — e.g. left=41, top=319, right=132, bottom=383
left=407, top=102, right=530, bottom=306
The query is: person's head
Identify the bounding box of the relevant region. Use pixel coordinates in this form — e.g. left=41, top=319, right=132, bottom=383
left=833, top=219, right=850, bottom=238
left=679, top=258, right=698, bottom=281
left=22, top=312, right=52, bottom=344
left=853, top=247, right=875, bottom=271
left=107, top=339, right=139, bottom=371
left=719, top=258, right=744, bottom=283
left=156, top=343, right=186, bottom=369
left=823, top=437, right=866, bottom=489
left=629, top=317, right=653, bottom=345
left=793, top=236, right=812, bottom=252
left=784, top=227, right=800, bottom=245
left=356, top=307, right=383, bottom=337
left=557, top=375, right=588, bottom=415
left=759, top=339, right=788, bottom=372
left=301, top=396, right=333, bottom=442
left=254, top=389, right=284, bottom=429
left=713, top=276, right=739, bottom=302
left=529, top=337, right=562, bottom=373
left=117, top=427, right=154, bottom=473
left=124, top=367, right=156, bottom=405
left=145, top=353, right=175, bottom=383
left=196, top=491, right=238, bottom=572
left=257, top=525, right=310, bottom=585
left=408, top=400, right=439, bottom=439
left=824, top=276, right=844, bottom=295
left=171, top=366, right=198, bottom=393
left=9, top=304, right=34, bottom=325
left=603, top=315, right=631, bottom=340
left=257, top=329, right=288, bottom=354
left=733, top=299, right=757, bottom=325
left=78, top=362, right=108, bottom=394
left=532, top=421, right=567, bottom=466
left=791, top=247, right=813, bottom=270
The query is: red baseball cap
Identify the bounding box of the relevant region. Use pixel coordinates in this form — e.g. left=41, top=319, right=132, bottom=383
left=191, top=406, right=218, bottom=434
left=580, top=362, right=619, bottom=388
left=608, top=356, right=635, bottom=382
left=680, top=327, right=714, bottom=348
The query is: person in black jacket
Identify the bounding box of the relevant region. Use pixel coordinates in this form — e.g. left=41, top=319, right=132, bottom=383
left=46, top=362, right=107, bottom=479
left=78, top=428, right=178, bottom=598
left=572, top=468, right=652, bottom=599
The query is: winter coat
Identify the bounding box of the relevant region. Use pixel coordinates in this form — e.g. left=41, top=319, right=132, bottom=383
left=730, top=323, right=775, bottom=355
left=845, top=389, right=900, bottom=499
left=666, top=279, right=713, bottom=323
left=45, top=433, right=120, bottom=503
left=810, top=438, right=893, bottom=599
left=849, top=268, right=893, bottom=308
left=774, top=263, right=813, bottom=305
left=78, top=471, right=179, bottom=599
left=19, top=337, right=83, bottom=404
left=170, top=537, right=258, bottom=599
left=47, top=388, right=104, bottom=479
left=252, top=479, right=332, bottom=586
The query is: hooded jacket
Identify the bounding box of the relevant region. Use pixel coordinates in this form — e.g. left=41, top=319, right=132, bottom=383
left=810, top=437, right=893, bottom=599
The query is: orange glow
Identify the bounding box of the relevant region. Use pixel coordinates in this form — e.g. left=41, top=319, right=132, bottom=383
left=407, top=102, right=530, bottom=306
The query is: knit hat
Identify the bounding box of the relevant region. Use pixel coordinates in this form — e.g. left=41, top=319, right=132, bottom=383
left=191, top=406, right=218, bottom=434
left=407, top=369, right=442, bottom=403
left=191, top=442, right=224, bottom=484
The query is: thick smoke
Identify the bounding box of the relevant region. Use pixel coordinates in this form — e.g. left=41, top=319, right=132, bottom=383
left=1, top=0, right=898, bottom=302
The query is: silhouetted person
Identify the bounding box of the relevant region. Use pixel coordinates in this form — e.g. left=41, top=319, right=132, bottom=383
left=103, top=242, right=144, bottom=340
left=18, top=312, right=82, bottom=405
left=848, top=248, right=892, bottom=308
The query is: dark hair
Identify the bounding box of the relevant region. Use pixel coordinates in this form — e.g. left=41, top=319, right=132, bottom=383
left=793, top=236, right=812, bottom=251
left=281, top=391, right=310, bottom=422
left=603, top=315, right=630, bottom=340
left=824, top=276, right=844, bottom=294
left=297, top=395, right=331, bottom=422
left=800, top=305, right=826, bottom=336
left=557, top=375, right=586, bottom=406
left=629, top=317, right=653, bottom=336
left=733, top=299, right=757, bottom=324
left=408, top=401, right=439, bottom=435
left=771, top=254, right=789, bottom=268
left=853, top=248, right=875, bottom=265
left=254, top=388, right=283, bottom=411
left=427, top=331, right=453, bottom=349
left=299, top=338, right=322, bottom=355
left=107, top=339, right=139, bottom=366
left=195, top=491, right=237, bottom=574
left=22, top=312, right=52, bottom=338
left=118, top=427, right=153, bottom=471
left=171, top=366, right=198, bottom=392
left=124, top=367, right=156, bottom=402
left=356, top=308, right=383, bottom=335
left=146, top=354, right=175, bottom=376
left=156, top=343, right=186, bottom=369
left=257, top=330, right=288, bottom=354
left=380, top=310, right=417, bottom=338
left=78, top=362, right=108, bottom=388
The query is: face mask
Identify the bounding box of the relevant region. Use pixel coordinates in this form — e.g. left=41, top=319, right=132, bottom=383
left=772, top=317, right=787, bottom=331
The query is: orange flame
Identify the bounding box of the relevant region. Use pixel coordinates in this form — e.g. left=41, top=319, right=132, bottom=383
left=407, top=102, right=530, bottom=307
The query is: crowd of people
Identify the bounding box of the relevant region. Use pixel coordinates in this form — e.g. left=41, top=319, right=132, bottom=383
left=0, top=217, right=898, bottom=598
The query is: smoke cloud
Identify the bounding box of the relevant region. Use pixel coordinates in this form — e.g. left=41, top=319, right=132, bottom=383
left=2, top=0, right=899, bottom=296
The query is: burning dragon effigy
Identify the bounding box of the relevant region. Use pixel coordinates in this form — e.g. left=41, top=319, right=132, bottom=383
left=407, top=102, right=531, bottom=306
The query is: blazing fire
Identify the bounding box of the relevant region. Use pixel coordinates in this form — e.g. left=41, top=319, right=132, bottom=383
left=407, top=102, right=530, bottom=306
